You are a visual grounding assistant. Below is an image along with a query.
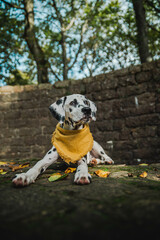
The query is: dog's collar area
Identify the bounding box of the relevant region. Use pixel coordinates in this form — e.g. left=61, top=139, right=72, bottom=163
left=51, top=123, right=93, bottom=164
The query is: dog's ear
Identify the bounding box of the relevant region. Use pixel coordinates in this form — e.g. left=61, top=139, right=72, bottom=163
left=49, top=96, right=67, bottom=123
left=89, top=100, right=97, bottom=121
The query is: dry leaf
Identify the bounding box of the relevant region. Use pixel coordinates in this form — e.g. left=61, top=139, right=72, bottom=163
left=65, top=167, right=76, bottom=174
left=94, top=170, right=110, bottom=178
left=48, top=173, right=68, bottom=182
left=0, top=161, right=8, bottom=166
left=11, top=163, right=30, bottom=171
left=139, top=171, right=148, bottom=178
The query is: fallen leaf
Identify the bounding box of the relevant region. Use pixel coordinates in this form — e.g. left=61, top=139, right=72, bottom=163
left=139, top=163, right=149, bottom=166
left=139, top=171, right=148, bottom=178
left=0, top=161, right=8, bottom=166
left=10, top=163, right=30, bottom=171
left=94, top=170, right=110, bottom=178
left=65, top=167, right=76, bottom=174
left=0, top=169, right=7, bottom=175
left=9, top=162, right=16, bottom=165
left=48, top=173, right=68, bottom=182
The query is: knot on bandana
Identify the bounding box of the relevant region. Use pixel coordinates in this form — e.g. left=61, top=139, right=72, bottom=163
left=51, top=123, right=93, bottom=164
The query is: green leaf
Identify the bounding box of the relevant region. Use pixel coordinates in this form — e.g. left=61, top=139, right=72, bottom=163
left=48, top=173, right=68, bottom=182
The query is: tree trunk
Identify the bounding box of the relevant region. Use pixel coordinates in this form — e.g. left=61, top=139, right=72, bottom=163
left=23, top=0, right=49, bottom=83
left=61, top=30, right=68, bottom=80
left=132, top=0, right=152, bottom=63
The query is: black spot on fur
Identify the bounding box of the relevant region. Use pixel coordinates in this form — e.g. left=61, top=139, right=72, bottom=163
left=61, top=116, right=65, bottom=122
left=73, top=99, right=78, bottom=106
left=100, top=151, right=104, bottom=155
left=56, top=99, right=62, bottom=105
left=65, top=120, right=69, bottom=125
left=68, top=117, right=74, bottom=126
left=88, top=176, right=92, bottom=182
left=40, top=168, right=44, bottom=174
left=69, top=108, right=72, bottom=112
left=62, top=96, right=67, bottom=107
left=48, top=151, right=51, bottom=154
left=49, top=106, right=61, bottom=121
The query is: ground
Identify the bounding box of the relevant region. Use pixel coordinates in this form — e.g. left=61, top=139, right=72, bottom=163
left=0, top=160, right=160, bottom=240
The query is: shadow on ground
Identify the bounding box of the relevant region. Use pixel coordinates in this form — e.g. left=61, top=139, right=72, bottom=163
left=1, top=160, right=160, bottom=240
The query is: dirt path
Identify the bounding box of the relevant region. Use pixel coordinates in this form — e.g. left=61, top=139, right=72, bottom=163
left=1, top=160, right=160, bottom=240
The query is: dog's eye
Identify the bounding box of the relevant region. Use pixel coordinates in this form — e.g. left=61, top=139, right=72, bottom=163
left=84, top=100, right=90, bottom=106
left=69, top=101, right=75, bottom=106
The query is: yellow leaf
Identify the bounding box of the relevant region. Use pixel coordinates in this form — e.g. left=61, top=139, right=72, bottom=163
left=65, top=167, right=76, bottom=174
left=0, top=169, right=7, bottom=175
left=11, top=163, right=29, bottom=171
left=94, top=170, right=110, bottom=178
left=139, top=164, right=148, bottom=166
left=0, top=161, right=8, bottom=166
left=139, top=171, right=148, bottom=178
left=48, top=173, right=68, bottom=182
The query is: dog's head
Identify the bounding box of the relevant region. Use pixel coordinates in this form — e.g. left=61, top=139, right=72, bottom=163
left=49, top=94, right=97, bottom=125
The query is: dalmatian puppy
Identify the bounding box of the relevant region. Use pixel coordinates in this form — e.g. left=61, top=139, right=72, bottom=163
left=12, top=94, right=114, bottom=186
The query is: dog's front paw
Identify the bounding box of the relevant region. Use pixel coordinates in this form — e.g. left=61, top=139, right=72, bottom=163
left=74, top=171, right=91, bottom=185
left=12, top=173, right=35, bottom=187
left=102, top=155, right=114, bottom=164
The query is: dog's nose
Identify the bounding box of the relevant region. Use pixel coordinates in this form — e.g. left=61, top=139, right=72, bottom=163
left=81, top=107, right=91, bottom=115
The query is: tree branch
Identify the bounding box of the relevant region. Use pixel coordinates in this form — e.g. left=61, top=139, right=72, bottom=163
left=48, top=62, right=61, bottom=81
left=64, top=17, right=75, bottom=31
left=145, top=0, right=160, bottom=14
left=68, top=21, right=87, bottom=71
left=52, top=0, right=63, bottom=25
left=1, top=0, right=24, bottom=10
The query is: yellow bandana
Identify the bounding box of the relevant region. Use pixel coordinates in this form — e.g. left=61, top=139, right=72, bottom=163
left=51, top=123, right=93, bottom=164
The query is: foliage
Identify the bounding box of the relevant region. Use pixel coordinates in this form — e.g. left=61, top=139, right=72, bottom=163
left=0, top=0, right=159, bottom=85
left=0, top=3, right=24, bottom=83
left=5, top=69, right=32, bottom=85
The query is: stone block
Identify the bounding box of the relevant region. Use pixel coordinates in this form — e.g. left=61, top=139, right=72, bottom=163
left=95, top=120, right=113, bottom=131
left=136, top=71, right=152, bottom=83
left=152, top=68, right=160, bottom=81
left=103, top=76, right=119, bottom=89
left=126, top=83, right=148, bottom=96
left=118, top=74, right=136, bottom=87
left=126, top=114, right=160, bottom=128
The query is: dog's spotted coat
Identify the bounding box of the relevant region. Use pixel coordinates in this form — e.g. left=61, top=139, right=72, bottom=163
left=13, top=94, right=114, bottom=186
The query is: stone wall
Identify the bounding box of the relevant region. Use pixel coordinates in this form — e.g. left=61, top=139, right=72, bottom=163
left=0, top=60, right=160, bottom=164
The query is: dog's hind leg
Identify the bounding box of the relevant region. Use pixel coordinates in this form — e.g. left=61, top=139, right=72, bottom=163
left=12, top=146, right=59, bottom=187
left=90, top=140, right=114, bottom=165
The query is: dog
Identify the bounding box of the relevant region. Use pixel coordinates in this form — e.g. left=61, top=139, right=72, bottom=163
left=12, top=94, right=114, bottom=186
